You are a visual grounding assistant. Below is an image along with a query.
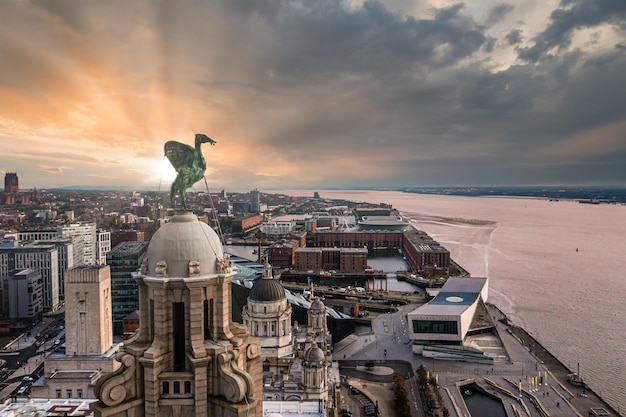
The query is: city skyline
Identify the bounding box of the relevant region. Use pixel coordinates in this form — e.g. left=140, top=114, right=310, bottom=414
left=1, top=0, right=625, bottom=191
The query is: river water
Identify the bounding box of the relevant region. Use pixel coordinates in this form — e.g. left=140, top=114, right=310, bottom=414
left=280, top=189, right=626, bottom=413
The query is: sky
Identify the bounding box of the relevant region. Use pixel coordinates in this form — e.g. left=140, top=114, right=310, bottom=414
left=1, top=0, right=625, bottom=191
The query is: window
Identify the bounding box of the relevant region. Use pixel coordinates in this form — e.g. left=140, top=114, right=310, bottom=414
left=163, top=381, right=169, bottom=394
left=77, top=389, right=83, bottom=398
left=413, top=320, right=458, bottom=334
left=66, top=389, right=72, bottom=398
left=56, top=389, right=62, bottom=398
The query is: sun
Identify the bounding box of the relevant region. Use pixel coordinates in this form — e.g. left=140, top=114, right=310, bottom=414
left=154, top=157, right=177, bottom=184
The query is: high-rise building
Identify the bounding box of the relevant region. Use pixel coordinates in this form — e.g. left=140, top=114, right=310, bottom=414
left=92, top=212, right=263, bottom=417
left=250, top=188, right=260, bottom=213
left=26, top=238, right=74, bottom=301
left=65, top=266, right=114, bottom=356
left=105, top=241, right=148, bottom=336
left=0, top=242, right=60, bottom=312
left=4, top=172, right=18, bottom=194
left=96, top=229, right=111, bottom=265
left=58, top=223, right=97, bottom=266
left=110, top=230, right=145, bottom=249
left=31, top=265, right=121, bottom=400
left=1, top=268, right=43, bottom=325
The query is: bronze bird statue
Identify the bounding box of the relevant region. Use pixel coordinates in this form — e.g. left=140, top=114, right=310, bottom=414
left=164, top=133, right=216, bottom=211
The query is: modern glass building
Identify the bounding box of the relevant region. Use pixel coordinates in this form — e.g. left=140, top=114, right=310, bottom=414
left=106, top=241, right=148, bottom=336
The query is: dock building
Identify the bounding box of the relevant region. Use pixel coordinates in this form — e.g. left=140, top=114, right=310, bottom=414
left=407, top=277, right=492, bottom=359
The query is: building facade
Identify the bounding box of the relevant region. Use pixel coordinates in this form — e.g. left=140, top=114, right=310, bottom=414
left=250, top=189, right=260, bottom=213
left=105, top=241, right=148, bottom=336
left=0, top=242, right=60, bottom=312
left=91, top=212, right=263, bottom=417
left=96, top=230, right=111, bottom=265
left=32, top=265, right=121, bottom=400
left=242, top=263, right=294, bottom=358
left=1, top=268, right=43, bottom=325
left=58, top=223, right=97, bottom=266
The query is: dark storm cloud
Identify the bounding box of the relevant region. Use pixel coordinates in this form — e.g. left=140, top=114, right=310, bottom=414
left=505, top=29, right=523, bottom=45
left=225, top=0, right=490, bottom=82
left=485, top=3, right=514, bottom=26
left=1, top=0, right=625, bottom=188
left=518, top=0, right=626, bottom=62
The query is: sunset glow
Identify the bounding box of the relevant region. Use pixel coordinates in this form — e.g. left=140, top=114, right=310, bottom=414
left=1, top=0, right=625, bottom=190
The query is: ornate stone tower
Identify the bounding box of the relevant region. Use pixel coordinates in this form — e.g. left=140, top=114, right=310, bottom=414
left=302, top=343, right=329, bottom=401
left=307, top=298, right=329, bottom=351
left=91, top=212, right=262, bottom=417
left=242, top=262, right=293, bottom=358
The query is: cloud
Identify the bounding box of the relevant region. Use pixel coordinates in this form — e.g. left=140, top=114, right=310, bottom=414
left=0, top=0, right=625, bottom=189
left=505, top=29, right=523, bottom=45
left=517, top=0, right=626, bottom=62
left=38, top=165, right=71, bottom=173
left=485, top=3, right=514, bottom=26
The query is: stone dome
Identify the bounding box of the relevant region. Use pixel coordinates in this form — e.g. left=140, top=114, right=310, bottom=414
left=146, top=212, right=224, bottom=277
left=248, top=276, right=285, bottom=302
left=310, top=298, right=325, bottom=311
left=304, top=343, right=325, bottom=363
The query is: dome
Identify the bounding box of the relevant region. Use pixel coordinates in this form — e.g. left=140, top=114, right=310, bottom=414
left=248, top=276, right=285, bottom=302
left=310, top=298, right=325, bottom=311
left=146, top=212, right=224, bottom=277
left=304, top=343, right=325, bottom=363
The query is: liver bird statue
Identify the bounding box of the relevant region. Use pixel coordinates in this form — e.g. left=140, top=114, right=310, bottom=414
left=164, top=133, right=216, bottom=211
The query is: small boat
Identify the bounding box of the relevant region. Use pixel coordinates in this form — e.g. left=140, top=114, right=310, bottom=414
left=464, top=389, right=472, bottom=396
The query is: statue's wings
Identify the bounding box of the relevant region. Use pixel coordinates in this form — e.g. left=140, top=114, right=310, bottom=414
left=164, top=141, right=195, bottom=172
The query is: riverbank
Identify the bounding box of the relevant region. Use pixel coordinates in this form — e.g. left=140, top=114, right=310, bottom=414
left=492, top=304, right=620, bottom=416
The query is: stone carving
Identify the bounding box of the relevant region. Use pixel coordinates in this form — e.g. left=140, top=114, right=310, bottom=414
left=216, top=257, right=231, bottom=274
left=189, top=260, right=201, bottom=276
left=164, top=133, right=216, bottom=211
left=94, top=353, right=137, bottom=406
left=140, top=258, right=148, bottom=274
left=217, top=352, right=247, bottom=403
left=155, top=260, right=168, bottom=277
left=246, top=340, right=261, bottom=359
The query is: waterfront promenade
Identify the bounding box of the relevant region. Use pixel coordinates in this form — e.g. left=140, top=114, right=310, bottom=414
left=331, top=302, right=620, bottom=417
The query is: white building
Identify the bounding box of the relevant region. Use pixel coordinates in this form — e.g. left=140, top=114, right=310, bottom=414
left=96, top=229, right=111, bottom=265
left=24, top=239, right=74, bottom=302
left=407, top=277, right=488, bottom=355
left=58, top=223, right=97, bottom=266
left=260, top=221, right=296, bottom=236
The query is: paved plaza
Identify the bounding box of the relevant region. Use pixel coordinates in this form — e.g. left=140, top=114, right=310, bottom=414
left=331, top=302, right=618, bottom=417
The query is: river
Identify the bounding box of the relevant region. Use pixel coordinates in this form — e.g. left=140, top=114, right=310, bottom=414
left=279, top=189, right=626, bottom=413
